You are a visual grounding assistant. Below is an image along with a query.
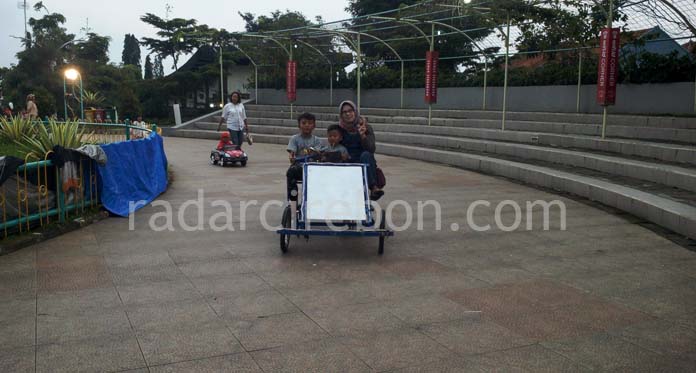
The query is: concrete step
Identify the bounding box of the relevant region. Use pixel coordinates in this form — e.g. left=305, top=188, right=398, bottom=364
left=164, top=127, right=696, bottom=240
left=240, top=125, right=696, bottom=193
left=378, top=132, right=696, bottom=194
left=198, top=117, right=696, bottom=159
left=236, top=115, right=696, bottom=144
left=377, top=142, right=696, bottom=240
left=173, top=126, right=696, bottom=193
left=245, top=108, right=696, bottom=130
left=245, top=104, right=696, bottom=129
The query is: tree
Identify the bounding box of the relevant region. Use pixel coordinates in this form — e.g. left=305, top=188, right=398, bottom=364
left=236, top=10, right=343, bottom=89
left=139, top=13, right=198, bottom=71
left=238, top=10, right=312, bottom=32
left=153, top=55, right=165, bottom=78
left=2, top=10, right=75, bottom=117
left=144, top=55, right=154, bottom=79
left=72, top=32, right=111, bottom=66
left=122, top=34, right=142, bottom=75
left=346, top=0, right=488, bottom=75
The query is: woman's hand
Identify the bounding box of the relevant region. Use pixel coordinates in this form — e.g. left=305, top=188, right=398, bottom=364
left=358, top=117, right=367, bottom=139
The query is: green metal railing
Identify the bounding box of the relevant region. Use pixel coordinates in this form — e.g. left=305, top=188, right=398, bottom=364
left=1, top=121, right=159, bottom=238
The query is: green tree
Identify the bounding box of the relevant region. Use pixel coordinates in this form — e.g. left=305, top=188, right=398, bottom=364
left=237, top=10, right=343, bottom=89
left=153, top=55, right=164, bottom=78
left=122, top=34, right=142, bottom=75
left=72, top=32, right=111, bottom=67
left=346, top=0, right=488, bottom=79
left=139, top=13, right=198, bottom=71
left=143, top=55, right=154, bottom=79
left=2, top=9, right=74, bottom=117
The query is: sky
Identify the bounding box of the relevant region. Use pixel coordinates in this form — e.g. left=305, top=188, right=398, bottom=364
left=0, top=0, right=351, bottom=73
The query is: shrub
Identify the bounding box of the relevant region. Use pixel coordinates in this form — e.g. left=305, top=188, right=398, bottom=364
left=17, top=119, right=92, bottom=160
left=0, top=116, right=36, bottom=142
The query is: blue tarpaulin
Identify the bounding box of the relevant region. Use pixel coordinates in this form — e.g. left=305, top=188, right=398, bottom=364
left=97, top=133, right=168, bottom=217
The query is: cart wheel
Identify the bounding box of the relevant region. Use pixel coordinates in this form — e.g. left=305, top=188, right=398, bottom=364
left=241, top=160, right=247, bottom=167
left=378, top=210, right=386, bottom=255
left=280, top=205, right=291, bottom=253
left=210, top=155, right=217, bottom=165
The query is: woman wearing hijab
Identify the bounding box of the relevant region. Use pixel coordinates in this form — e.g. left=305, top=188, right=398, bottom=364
left=338, top=100, right=383, bottom=200
left=25, top=94, right=38, bottom=120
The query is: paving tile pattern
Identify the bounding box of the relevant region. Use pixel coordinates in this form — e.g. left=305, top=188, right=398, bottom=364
left=1, top=139, right=695, bottom=372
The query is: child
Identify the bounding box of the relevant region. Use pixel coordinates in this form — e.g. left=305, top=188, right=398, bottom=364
left=286, top=112, right=322, bottom=163
left=286, top=112, right=322, bottom=201
left=216, top=132, right=235, bottom=150
left=321, top=124, right=349, bottom=162
left=130, top=116, right=147, bottom=139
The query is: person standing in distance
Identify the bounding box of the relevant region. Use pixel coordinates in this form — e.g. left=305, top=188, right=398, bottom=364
left=25, top=94, right=38, bottom=120
left=217, top=92, right=248, bottom=149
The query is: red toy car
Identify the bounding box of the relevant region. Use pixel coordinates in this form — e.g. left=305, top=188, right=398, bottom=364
left=210, top=146, right=248, bottom=167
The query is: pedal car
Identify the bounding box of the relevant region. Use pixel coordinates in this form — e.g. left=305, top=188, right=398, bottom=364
left=277, top=155, right=393, bottom=255
left=210, top=146, right=248, bottom=167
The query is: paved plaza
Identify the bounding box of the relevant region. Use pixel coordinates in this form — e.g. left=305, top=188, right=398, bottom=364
left=2, top=137, right=696, bottom=372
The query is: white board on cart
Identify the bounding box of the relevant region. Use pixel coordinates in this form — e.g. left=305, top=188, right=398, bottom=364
left=304, top=164, right=368, bottom=222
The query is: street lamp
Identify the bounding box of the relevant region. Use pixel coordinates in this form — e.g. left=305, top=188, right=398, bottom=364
left=63, top=68, right=83, bottom=121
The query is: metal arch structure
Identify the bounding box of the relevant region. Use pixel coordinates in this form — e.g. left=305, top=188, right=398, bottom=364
left=181, top=35, right=262, bottom=105
left=421, top=20, right=490, bottom=110
left=307, top=28, right=364, bottom=108
left=305, top=28, right=408, bottom=109
left=169, top=0, right=696, bottom=134
left=368, top=15, right=438, bottom=125
left=227, top=41, right=260, bottom=104
left=369, top=16, right=432, bottom=45
left=357, top=32, right=406, bottom=109
left=241, top=34, right=291, bottom=58
left=240, top=34, right=295, bottom=114
left=294, top=39, right=334, bottom=106
left=219, top=3, right=493, bottom=113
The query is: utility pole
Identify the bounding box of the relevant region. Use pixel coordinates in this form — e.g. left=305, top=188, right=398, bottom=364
left=23, top=0, right=28, bottom=40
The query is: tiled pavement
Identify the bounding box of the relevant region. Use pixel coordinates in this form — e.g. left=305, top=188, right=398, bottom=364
left=2, top=137, right=696, bottom=372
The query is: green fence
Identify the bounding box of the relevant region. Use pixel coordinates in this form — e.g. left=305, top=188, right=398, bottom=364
left=1, top=121, right=158, bottom=238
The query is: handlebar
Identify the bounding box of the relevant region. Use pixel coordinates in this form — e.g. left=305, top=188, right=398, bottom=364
left=293, top=152, right=321, bottom=163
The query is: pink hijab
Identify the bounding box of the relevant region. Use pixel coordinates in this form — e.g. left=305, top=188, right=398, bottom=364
left=339, top=100, right=360, bottom=131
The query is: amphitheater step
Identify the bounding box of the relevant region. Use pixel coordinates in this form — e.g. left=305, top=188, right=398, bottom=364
left=239, top=116, right=696, bottom=144
left=192, top=107, right=696, bottom=144
left=382, top=133, right=696, bottom=193
left=376, top=142, right=696, bottom=241
left=164, top=128, right=696, bottom=240
left=231, top=121, right=696, bottom=167
left=246, top=104, right=696, bottom=129
left=237, top=125, right=696, bottom=193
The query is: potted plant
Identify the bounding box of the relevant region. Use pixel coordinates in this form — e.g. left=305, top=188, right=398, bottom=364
left=82, top=91, right=106, bottom=122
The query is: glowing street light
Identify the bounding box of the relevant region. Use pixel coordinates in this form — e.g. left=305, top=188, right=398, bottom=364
left=63, top=68, right=84, bottom=121
left=64, top=68, right=79, bottom=81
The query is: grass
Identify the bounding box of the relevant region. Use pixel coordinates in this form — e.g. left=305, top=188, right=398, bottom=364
left=0, top=140, right=27, bottom=158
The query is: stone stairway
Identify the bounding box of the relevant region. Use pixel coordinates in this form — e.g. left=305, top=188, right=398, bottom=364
left=166, top=104, right=696, bottom=240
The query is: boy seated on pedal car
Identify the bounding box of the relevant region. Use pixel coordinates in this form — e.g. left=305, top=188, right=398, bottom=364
left=286, top=112, right=322, bottom=201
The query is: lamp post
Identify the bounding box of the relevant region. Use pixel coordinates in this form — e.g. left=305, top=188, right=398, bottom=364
left=63, top=68, right=83, bottom=121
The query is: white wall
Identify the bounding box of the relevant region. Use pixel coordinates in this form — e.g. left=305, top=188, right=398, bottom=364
left=251, top=82, right=696, bottom=115
left=226, top=66, right=253, bottom=94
